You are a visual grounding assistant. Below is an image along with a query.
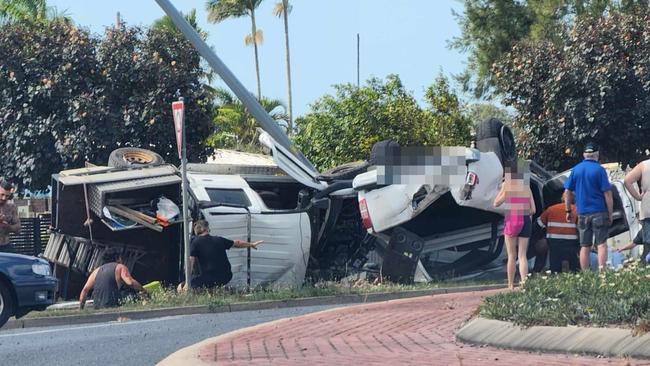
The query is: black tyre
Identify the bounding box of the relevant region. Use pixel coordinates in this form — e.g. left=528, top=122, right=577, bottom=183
left=0, top=281, right=14, bottom=328
left=317, top=161, right=370, bottom=182
left=369, top=139, right=400, bottom=166
left=475, top=118, right=517, bottom=165
left=108, top=148, right=164, bottom=168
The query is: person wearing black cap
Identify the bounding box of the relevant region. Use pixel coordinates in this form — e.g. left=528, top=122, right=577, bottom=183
left=563, top=142, right=613, bottom=270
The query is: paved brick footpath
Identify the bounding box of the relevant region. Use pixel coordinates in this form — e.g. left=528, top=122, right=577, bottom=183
left=196, top=290, right=650, bottom=366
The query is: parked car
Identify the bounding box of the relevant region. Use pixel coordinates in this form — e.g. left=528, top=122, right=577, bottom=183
left=0, top=253, right=57, bottom=328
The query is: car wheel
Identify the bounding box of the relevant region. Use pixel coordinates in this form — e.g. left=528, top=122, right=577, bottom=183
left=0, top=281, right=14, bottom=328
left=108, top=147, right=164, bottom=168
left=317, top=161, right=370, bottom=182
left=475, top=118, right=517, bottom=166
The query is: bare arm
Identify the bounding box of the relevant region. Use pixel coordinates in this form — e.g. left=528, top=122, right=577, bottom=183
left=493, top=183, right=506, bottom=207
left=528, top=187, right=536, bottom=216
left=564, top=190, right=575, bottom=222
left=188, top=256, right=196, bottom=277
left=233, top=240, right=263, bottom=249
left=617, top=241, right=638, bottom=252
left=624, top=164, right=644, bottom=201
left=604, top=190, right=614, bottom=225
left=0, top=205, right=21, bottom=233
left=79, top=268, right=98, bottom=310
left=117, top=264, right=143, bottom=292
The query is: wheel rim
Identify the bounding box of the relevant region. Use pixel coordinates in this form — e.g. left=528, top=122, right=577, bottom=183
left=0, top=291, right=4, bottom=316
left=122, top=151, right=154, bottom=164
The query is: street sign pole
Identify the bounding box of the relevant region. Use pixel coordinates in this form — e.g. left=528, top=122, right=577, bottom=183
left=172, top=97, right=191, bottom=290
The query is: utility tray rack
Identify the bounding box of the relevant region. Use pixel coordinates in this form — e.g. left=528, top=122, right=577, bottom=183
left=43, top=232, right=146, bottom=275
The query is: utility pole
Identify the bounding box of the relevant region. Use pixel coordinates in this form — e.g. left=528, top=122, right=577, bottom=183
left=357, top=33, right=360, bottom=87
left=172, top=97, right=190, bottom=289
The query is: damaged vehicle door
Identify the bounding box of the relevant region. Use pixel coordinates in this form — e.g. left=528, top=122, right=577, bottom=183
left=187, top=172, right=311, bottom=287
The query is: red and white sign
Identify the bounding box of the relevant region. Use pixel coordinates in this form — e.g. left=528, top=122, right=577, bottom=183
left=172, top=101, right=184, bottom=159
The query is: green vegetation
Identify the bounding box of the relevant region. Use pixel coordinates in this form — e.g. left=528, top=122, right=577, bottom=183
left=272, top=0, right=293, bottom=132
left=0, top=0, right=64, bottom=24
left=452, top=0, right=649, bottom=97
left=294, top=74, right=474, bottom=171
left=494, top=7, right=650, bottom=171
left=0, top=21, right=214, bottom=190
left=27, top=278, right=503, bottom=318
left=206, top=0, right=265, bottom=99
left=478, top=260, right=650, bottom=329
left=208, top=88, right=288, bottom=152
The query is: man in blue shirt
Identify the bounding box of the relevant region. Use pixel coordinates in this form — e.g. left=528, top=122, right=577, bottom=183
left=563, top=142, right=613, bottom=270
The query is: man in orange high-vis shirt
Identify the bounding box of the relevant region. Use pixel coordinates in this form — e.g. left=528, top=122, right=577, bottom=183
left=537, top=194, right=580, bottom=273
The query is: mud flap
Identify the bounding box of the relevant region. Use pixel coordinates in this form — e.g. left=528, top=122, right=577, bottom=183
left=381, top=227, right=424, bottom=284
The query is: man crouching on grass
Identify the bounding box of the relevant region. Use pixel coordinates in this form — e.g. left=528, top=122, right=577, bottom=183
left=178, top=220, right=263, bottom=292
left=79, top=248, right=146, bottom=309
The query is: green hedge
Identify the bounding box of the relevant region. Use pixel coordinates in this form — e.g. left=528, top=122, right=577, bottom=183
left=479, top=261, right=650, bottom=328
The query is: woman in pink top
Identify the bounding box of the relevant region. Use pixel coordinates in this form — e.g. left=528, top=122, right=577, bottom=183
left=494, top=163, right=536, bottom=289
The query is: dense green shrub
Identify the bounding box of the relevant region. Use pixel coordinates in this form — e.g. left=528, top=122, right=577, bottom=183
left=0, top=21, right=213, bottom=190
left=479, top=260, right=650, bottom=327
left=494, top=9, right=650, bottom=171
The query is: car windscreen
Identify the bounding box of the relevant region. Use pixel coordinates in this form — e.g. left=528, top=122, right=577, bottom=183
left=205, top=188, right=251, bottom=207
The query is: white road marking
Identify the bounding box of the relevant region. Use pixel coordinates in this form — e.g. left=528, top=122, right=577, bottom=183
left=0, top=315, right=190, bottom=338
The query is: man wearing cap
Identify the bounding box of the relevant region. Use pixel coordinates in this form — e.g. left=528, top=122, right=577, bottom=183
left=563, top=142, right=613, bottom=270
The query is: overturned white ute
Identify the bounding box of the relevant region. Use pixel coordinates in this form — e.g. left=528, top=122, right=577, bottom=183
left=44, top=0, right=640, bottom=294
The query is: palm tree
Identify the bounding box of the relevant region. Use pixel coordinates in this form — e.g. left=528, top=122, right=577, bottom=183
left=152, top=9, right=204, bottom=37
left=0, top=0, right=64, bottom=24
left=209, top=88, right=288, bottom=152
left=273, top=0, right=293, bottom=134
left=206, top=0, right=265, bottom=100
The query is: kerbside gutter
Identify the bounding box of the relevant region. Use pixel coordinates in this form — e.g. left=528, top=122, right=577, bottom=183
left=153, top=0, right=316, bottom=173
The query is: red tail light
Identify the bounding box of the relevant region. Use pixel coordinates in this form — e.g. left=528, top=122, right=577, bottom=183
left=359, top=198, right=373, bottom=230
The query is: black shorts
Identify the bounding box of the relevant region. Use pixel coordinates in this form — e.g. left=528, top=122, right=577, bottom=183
left=634, top=219, right=650, bottom=245
left=577, top=212, right=609, bottom=247
left=519, top=216, right=532, bottom=238
left=190, top=273, right=232, bottom=289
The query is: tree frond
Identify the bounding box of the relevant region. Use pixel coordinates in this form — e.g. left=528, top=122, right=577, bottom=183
left=213, top=87, right=235, bottom=105
left=206, top=0, right=248, bottom=23
left=272, top=1, right=292, bottom=17
left=244, top=29, right=263, bottom=45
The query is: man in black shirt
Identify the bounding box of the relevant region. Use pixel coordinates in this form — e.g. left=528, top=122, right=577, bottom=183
left=179, top=219, right=262, bottom=291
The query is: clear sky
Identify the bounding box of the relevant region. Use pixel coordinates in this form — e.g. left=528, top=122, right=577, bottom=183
left=48, top=0, right=467, bottom=118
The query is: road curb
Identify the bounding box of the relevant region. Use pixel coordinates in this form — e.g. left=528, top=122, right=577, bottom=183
left=457, top=317, right=650, bottom=360
left=4, top=284, right=505, bottom=331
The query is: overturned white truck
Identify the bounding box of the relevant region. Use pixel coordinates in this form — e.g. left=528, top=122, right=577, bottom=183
left=42, top=0, right=641, bottom=296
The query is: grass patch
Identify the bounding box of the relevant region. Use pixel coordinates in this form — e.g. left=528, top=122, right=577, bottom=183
left=478, top=260, right=650, bottom=328
left=26, top=278, right=504, bottom=318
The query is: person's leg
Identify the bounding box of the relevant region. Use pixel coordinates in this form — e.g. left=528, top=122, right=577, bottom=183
left=641, top=219, right=650, bottom=265
left=531, top=237, right=548, bottom=273
left=548, top=239, right=561, bottom=273
left=593, top=212, right=610, bottom=269
left=577, top=214, right=593, bottom=270
left=176, top=282, right=186, bottom=293
left=504, top=235, right=518, bottom=289
left=568, top=243, right=580, bottom=272
left=518, top=237, right=530, bottom=284
left=580, top=246, right=591, bottom=270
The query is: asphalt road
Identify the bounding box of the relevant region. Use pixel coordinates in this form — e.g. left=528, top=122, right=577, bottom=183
left=0, top=305, right=341, bottom=366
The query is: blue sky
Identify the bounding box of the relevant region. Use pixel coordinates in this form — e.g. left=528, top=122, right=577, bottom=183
left=48, top=0, right=467, bottom=118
